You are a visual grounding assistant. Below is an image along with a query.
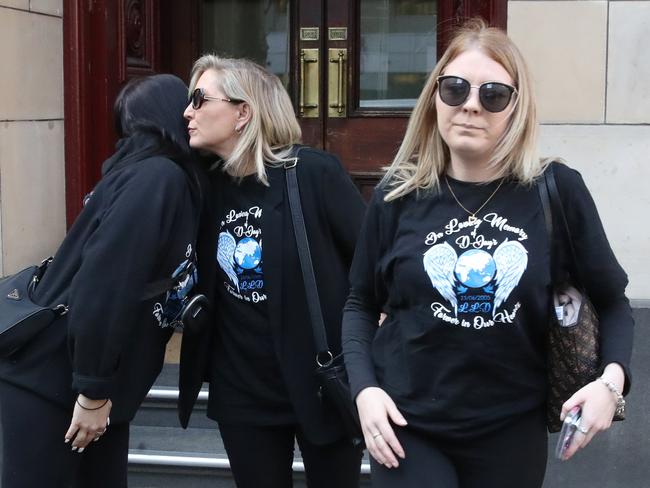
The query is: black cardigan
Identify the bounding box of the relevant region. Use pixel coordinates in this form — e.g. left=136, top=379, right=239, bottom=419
left=178, top=147, right=366, bottom=444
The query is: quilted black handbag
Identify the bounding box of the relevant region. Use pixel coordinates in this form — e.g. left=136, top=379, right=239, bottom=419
left=284, top=147, right=363, bottom=447
left=538, top=165, right=624, bottom=432
left=0, top=258, right=68, bottom=358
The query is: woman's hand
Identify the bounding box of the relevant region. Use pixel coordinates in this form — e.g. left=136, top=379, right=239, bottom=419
left=356, top=386, right=408, bottom=468
left=64, top=395, right=112, bottom=452
left=560, top=363, right=625, bottom=460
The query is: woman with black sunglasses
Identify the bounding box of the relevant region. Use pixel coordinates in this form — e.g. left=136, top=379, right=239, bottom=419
left=178, top=55, right=365, bottom=488
left=0, top=74, right=211, bottom=487
left=342, top=19, right=633, bottom=488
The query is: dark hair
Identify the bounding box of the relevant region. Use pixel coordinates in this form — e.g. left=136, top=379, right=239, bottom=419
left=113, top=74, right=190, bottom=159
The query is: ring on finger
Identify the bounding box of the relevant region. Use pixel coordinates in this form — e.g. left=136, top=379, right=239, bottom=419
left=575, top=418, right=590, bottom=435
left=372, top=432, right=383, bottom=439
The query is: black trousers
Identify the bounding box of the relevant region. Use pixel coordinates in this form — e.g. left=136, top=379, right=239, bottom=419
left=218, top=422, right=363, bottom=488
left=371, top=409, right=548, bottom=488
left=0, top=380, right=129, bottom=488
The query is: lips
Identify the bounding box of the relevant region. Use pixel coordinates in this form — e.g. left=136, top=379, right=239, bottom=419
left=455, top=123, right=482, bottom=130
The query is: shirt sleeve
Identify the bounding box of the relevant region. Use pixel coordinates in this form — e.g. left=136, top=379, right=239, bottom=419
left=68, top=159, right=191, bottom=399
left=554, top=162, right=634, bottom=394
left=342, top=188, right=390, bottom=399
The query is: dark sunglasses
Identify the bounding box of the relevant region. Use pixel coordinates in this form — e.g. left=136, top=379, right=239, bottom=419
left=436, top=75, right=517, bottom=113
left=189, top=88, right=241, bottom=110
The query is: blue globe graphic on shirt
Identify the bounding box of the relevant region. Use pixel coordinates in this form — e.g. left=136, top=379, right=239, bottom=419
left=454, top=249, right=496, bottom=288
left=234, top=238, right=262, bottom=270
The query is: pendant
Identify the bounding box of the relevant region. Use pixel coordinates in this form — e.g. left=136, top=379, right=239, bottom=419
left=468, top=215, right=477, bottom=224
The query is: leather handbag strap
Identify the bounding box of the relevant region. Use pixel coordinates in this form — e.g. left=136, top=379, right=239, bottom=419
left=537, top=162, right=586, bottom=290
left=284, top=146, right=332, bottom=358
left=543, top=164, right=586, bottom=289
left=536, top=165, right=557, bottom=284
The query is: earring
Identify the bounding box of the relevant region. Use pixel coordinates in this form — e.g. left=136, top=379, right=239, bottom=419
left=235, top=125, right=242, bottom=134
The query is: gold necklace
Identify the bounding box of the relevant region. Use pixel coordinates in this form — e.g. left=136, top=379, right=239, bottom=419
left=444, top=176, right=505, bottom=224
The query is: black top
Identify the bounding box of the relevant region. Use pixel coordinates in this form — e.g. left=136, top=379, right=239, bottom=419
left=210, top=175, right=293, bottom=424
left=343, top=162, right=633, bottom=439
left=179, top=147, right=367, bottom=443
left=0, top=139, right=203, bottom=423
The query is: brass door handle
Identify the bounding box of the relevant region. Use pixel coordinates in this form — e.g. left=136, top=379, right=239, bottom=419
left=328, top=48, right=347, bottom=117
left=299, top=49, right=319, bottom=118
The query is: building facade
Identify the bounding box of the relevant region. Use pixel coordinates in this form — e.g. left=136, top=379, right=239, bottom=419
left=0, top=0, right=648, bottom=303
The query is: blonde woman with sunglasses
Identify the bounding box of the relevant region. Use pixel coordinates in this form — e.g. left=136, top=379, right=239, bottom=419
left=179, top=55, right=365, bottom=488
left=342, top=19, right=633, bottom=488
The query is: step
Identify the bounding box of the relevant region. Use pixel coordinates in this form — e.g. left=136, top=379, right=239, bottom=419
left=131, top=380, right=371, bottom=487
left=127, top=424, right=371, bottom=488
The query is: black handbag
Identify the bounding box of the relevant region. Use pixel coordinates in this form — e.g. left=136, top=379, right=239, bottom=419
left=1, top=253, right=207, bottom=359
left=0, top=258, right=68, bottom=358
left=284, top=147, right=364, bottom=447
left=537, top=164, right=624, bottom=432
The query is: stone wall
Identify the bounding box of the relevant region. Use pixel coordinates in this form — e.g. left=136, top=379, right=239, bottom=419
left=0, top=1, right=66, bottom=275
left=509, top=0, right=650, bottom=300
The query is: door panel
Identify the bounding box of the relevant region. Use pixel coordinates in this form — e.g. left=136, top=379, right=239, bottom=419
left=296, top=0, right=325, bottom=147
left=201, top=0, right=291, bottom=87
left=324, top=0, right=438, bottom=194
left=358, top=0, right=438, bottom=110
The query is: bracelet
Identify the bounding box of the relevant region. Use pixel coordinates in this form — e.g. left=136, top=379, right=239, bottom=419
left=76, top=397, right=109, bottom=411
left=597, top=376, right=625, bottom=417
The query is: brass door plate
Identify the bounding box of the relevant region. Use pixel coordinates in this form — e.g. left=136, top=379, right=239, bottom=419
left=300, top=27, right=319, bottom=41
left=328, top=27, right=348, bottom=41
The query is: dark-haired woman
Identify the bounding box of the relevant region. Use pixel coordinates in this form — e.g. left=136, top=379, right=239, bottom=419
left=0, top=74, right=209, bottom=487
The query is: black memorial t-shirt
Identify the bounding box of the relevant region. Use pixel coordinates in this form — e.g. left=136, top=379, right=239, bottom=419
left=344, top=163, right=633, bottom=439
left=210, top=174, right=293, bottom=425
left=346, top=176, right=552, bottom=438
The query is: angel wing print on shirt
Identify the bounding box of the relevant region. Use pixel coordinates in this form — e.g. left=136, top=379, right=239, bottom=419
left=423, top=242, right=458, bottom=315
left=492, top=240, right=528, bottom=316
left=217, top=230, right=240, bottom=292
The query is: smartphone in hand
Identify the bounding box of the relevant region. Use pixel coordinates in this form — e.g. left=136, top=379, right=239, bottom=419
left=555, top=406, right=581, bottom=460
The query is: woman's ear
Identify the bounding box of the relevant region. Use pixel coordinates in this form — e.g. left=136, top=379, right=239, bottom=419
left=237, top=102, right=252, bottom=125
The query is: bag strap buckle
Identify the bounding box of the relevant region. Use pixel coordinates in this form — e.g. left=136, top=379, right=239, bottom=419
left=316, top=351, right=334, bottom=368
left=284, top=157, right=298, bottom=169
left=54, top=304, right=69, bottom=316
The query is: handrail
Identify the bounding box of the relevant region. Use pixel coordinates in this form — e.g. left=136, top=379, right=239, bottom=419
left=128, top=453, right=371, bottom=474
left=146, top=388, right=208, bottom=401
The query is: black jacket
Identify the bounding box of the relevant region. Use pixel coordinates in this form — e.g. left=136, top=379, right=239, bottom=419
left=0, top=142, right=204, bottom=423
left=178, top=147, right=366, bottom=444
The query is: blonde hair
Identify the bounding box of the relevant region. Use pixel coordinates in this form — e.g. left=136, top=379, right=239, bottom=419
left=189, top=55, right=302, bottom=184
left=383, top=19, right=541, bottom=201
